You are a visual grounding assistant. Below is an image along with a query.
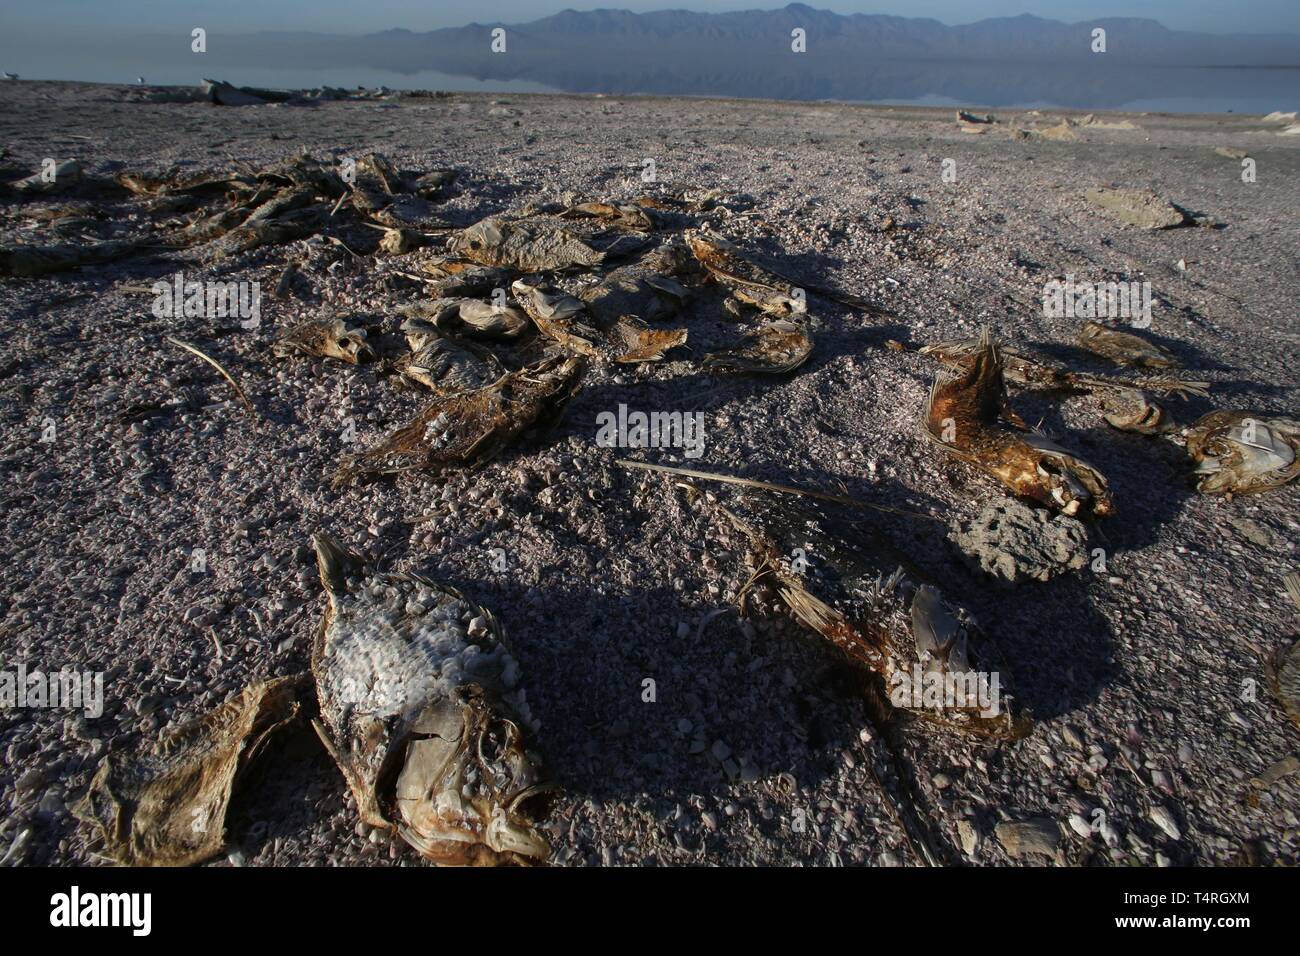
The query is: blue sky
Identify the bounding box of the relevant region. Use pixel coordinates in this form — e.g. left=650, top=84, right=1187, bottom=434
left=3, top=1, right=1298, bottom=35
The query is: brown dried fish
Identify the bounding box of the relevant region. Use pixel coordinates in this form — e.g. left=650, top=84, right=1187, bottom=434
left=925, top=330, right=1112, bottom=516
left=273, top=318, right=375, bottom=364
left=333, top=353, right=584, bottom=485
left=578, top=264, right=690, bottom=328
left=0, top=237, right=156, bottom=277
left=399, top=297, right=530, bottom=341
left=560, top=200, right=657, bottom=231
left=207, top=204, right=329, bottom=259
left=685, top=227, right=877, bottom=314
left=1078, top=320, right=1179, bottom=368
left=310, top=532, right=551, bottom=865
left=511, top=280, right=603, bottom=356
left=448, top=217, right=606, bottom=272
left=705, top=319, right=813, bottom=374
left=418, top=258, right=514, bottom=297
left=73, top=675, right=306, bottom=866
left=717, top=490, right=1030, bottom=740
left=686, top=228, right=807, bottom=316
left=612, top=318, right=688, bottom=364
left=920, top=337, right=1207, bottom=398
left=1183, top=410, right=1300, bottom=495
left=398, top=317, right=505, bottom=394
left=1100, top=388, right=1172, bottom=435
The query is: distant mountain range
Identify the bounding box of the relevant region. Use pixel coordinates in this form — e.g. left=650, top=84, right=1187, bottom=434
left=135, top=5, right=1300, bottom=107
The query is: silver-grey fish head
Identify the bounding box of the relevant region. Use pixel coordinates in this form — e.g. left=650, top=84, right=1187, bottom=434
left=448, top=218, right=507, bottom=261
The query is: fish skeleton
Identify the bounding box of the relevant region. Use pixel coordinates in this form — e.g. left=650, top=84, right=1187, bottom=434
left=716, top=489, right=1030, bottom=741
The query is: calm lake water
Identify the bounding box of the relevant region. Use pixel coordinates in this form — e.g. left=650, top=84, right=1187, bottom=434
left=6, top=48, right=1298, bottom=114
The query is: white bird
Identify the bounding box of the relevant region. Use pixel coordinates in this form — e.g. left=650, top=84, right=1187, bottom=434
left=136, top=76, right=145, bottom=84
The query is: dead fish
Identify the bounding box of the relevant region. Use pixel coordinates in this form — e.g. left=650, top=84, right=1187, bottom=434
left=207, top=204, right=329, bottom=259
left=717, top=490, right=1030, bottom=740
left=560, top=200, right=657, bottom=231
left=117, top=169, right=248, bottom=198
left=273, top=318, right=375, bottom=364
left=611, top=318, right=688, bottom=364
left=333, top=353, right=584, bottom=485
left=686, top=228, right=807, bottom=316
left=310, top=532, right=551, bottom=865
left=448, top=217, right=606, bottom=272
left=643, top=238, right=702, bottom=278
left=511, top=279, right=603, bottom=356
left=447, top=217, right=639, bottom=273
left=398, top=317, right=505, bottom=394
left=0, top=236, right=156, bottom=277
left=578, top=264, right=690, bottom=328
left=257, top=152, right=347, bottom=198
left=400, top=297, right=530, bottom=341
left=1183, top=410, right=1300, bottom=495
left=418, top=258, right=514, bottom=297
left=376, top=226, right=424, bottom=256
left=1100, top=388, right=1171, bottom=435
left=1267, top=571, right=1300, bottom=727
left=920, top=337, right=1207, bottom=398
left=705, top=319, right=813, bottom=374
left=685, top=227, right=877, bottom=314
left=1078, top=320, right=1179, bottom=368
left=73, top=675, right=305, bottom=866
left=8, top=159, right=82, bottom=195
left=924, top=329, right=1112, bottom=517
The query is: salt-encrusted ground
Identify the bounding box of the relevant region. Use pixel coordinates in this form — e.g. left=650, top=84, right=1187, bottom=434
left=1, top=81, right=1297, bottom=866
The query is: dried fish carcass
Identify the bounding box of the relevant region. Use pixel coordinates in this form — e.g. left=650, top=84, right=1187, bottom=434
left=685, top=228, right=808, bottom=317
left=449, top=217, right=647, bottom=273
left=718, top=491, right=1030, bottom=740
left=1078, top=320, right=1179, bottom=368
left=1183, top=410, right=1300, bottom=495
left=705, top=319, right=813, bottom=374
left=1267, top=572, right=1300, bottom=727
left=399, top=296, right=530, bottom=341
left=397, top=317, right=505, bottom=395
left=924, top=330, right=1112, bottom=516
left=73, top=676, right=306, bottom=866
left=333, top=353, right=584, bottom=486
left=310, top=532, right=551, bottom=865
left=273, top=318, right=375, bottom=365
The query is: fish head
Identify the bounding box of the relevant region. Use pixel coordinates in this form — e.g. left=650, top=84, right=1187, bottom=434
left=1022, top=433, right=1113, bottom=516
left=1190, top=415, right=1298, bottom=494
left=449, top=218, right=506, bottom=259
left=278, top=319, right=374, bottom=364
left=394, top=686, right=551, bottom=866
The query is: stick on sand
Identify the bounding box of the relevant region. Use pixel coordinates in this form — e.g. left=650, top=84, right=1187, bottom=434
left=613, top=458, right=941, bottom=521
left=165, top=336, right=257, bottom=416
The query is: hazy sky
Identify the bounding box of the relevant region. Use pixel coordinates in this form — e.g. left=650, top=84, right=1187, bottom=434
left=4, top=1, right=1298, bottom=35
